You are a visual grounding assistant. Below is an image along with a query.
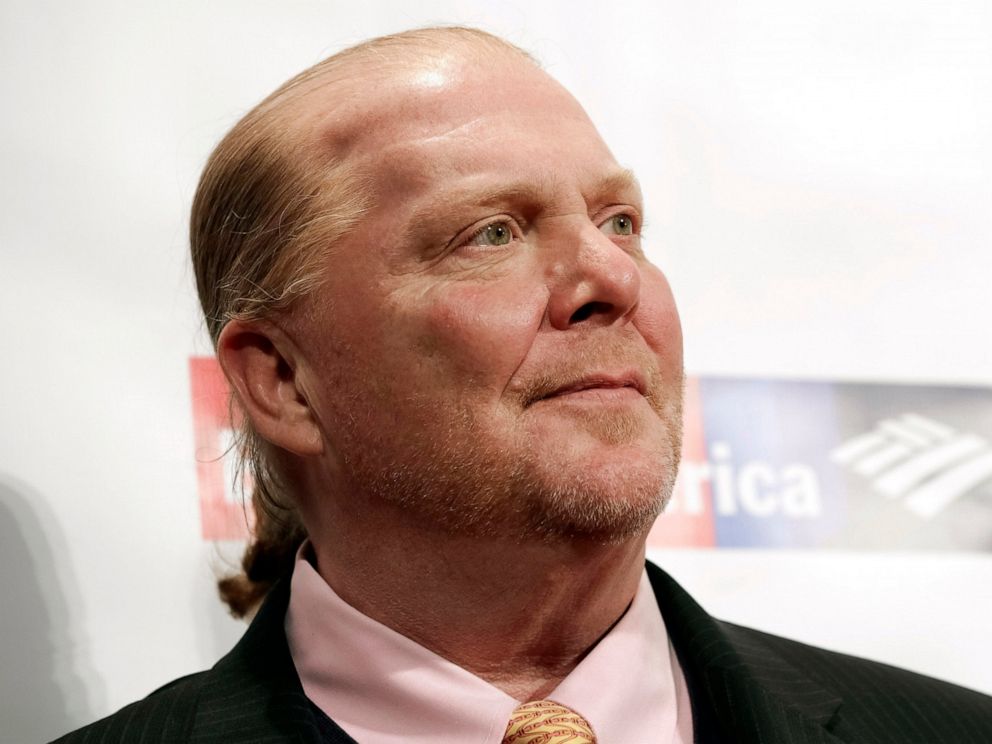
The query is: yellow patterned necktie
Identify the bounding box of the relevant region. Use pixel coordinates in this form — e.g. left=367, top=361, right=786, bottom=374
left=501, top=700, right=597, bottom=744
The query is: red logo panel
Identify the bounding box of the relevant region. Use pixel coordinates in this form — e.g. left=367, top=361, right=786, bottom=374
left=189, top=357, right=252, bottom=540
left=646, top=375, right=717, bottom=548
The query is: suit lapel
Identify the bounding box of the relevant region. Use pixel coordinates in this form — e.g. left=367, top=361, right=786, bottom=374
left=647, top=562, right=847, bottom=744
left=188, top=578, right=356, bottom=743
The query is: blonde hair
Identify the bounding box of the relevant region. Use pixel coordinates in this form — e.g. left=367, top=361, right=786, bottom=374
left=190, top=27, right=535, bottom=617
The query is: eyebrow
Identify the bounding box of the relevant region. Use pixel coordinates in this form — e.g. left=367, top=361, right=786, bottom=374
left=450, top=168, right=641, bottom=210
left=403, top=168, right=643, bottom=250
left=589, top=168, right=642, bottom=205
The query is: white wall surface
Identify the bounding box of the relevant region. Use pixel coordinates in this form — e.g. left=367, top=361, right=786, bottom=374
left=1, top=1, right=990, bottom=741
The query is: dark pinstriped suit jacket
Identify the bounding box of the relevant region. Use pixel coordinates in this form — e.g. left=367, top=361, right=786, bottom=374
left=54, top=561, right=992, bottom=743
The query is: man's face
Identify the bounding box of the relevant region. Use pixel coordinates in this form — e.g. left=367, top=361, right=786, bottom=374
left=290, top=51, right=683, bottom=542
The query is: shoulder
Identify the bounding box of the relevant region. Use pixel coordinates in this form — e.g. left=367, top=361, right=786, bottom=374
left=48, top=576, right=342, bottom=744
left=645, top=562, right=992, bottom=742
left=50, top=672, right=209, bottom=744
left=724, top=621, right=992, bottom=740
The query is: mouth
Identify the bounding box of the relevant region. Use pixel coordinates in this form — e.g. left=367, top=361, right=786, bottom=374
left=533, top=371, right=647, bottom=404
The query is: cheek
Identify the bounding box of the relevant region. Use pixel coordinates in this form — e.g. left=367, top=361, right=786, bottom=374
left=635, top=268, right=684, bottom=371
left=413, top=282, right=547, bottom=379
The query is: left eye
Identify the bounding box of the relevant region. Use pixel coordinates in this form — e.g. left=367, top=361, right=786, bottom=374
left=468, top=221, right=513, bottom=247
left=600, top=214, right=635, bottom=236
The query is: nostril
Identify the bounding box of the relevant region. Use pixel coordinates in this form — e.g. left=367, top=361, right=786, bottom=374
left=569, top=301, right=612, bottom=324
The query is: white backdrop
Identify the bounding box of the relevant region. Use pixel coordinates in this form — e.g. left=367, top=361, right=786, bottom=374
left=1, top=1, right=990, bottom=741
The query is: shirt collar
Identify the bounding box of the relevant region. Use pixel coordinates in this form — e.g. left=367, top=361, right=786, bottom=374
left=285, top=544, right=691, bottom=743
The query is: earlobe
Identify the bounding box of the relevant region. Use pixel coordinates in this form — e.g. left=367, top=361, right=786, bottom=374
left=216, top=319, right=323, bottom=457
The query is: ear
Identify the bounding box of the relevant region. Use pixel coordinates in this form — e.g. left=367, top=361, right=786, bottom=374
left=216, top=319, right=323, bottom=457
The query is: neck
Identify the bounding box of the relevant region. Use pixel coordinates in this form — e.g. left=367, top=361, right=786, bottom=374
left=309, top=509, right=647, bottom=700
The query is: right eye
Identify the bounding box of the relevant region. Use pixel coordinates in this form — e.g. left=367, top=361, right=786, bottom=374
left=600, top=213, right=635, bottom=236
left=466, top=221, right=514, bottom=248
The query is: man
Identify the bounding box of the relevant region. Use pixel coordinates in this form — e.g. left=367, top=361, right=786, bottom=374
left=56, top=27, right=991, bottom=744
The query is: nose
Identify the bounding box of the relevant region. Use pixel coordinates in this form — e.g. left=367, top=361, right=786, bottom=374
left=545, top=224, right=642, bottom=330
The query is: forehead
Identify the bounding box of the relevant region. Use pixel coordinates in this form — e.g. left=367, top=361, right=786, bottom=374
left=305, top=52, right=620, bottom=197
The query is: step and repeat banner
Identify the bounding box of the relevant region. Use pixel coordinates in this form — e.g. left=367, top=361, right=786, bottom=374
left=653, top=377, right=992, bottom=550
left=3, top=2, right=991, bottom=741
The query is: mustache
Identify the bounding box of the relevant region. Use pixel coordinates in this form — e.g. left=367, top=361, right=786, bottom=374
left=516, top=340, right=665, bottom=407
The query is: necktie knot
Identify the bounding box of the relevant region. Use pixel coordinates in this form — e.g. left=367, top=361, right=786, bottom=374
left=501, top=699, right=596, bottom=743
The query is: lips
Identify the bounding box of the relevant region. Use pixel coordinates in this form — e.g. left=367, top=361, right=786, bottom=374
left=535, top=371, right=646, bottom=403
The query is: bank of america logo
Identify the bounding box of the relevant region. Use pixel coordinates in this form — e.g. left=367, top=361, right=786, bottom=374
left=830, top=414, right=992, bottom=518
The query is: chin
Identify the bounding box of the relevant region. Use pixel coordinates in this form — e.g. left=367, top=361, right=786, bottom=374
left=517, top=449, right=680, bottom=545
left=502, top=406, right=684, bottom=543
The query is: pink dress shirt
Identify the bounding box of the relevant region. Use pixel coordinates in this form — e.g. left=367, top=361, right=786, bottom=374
left=285, top=547, right=693, bottom=743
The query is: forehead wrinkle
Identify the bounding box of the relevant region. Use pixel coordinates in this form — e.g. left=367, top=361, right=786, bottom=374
left=409, top=115, right=492, bottom=148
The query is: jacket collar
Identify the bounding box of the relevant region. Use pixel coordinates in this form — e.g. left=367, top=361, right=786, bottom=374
left=647, top=561, right=847, bottom=744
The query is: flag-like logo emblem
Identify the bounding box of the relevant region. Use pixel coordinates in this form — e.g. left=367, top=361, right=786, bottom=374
left=831, top=414, right=992, bottom=519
